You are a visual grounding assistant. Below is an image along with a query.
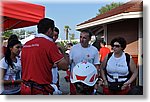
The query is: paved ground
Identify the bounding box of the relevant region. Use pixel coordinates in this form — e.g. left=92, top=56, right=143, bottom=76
left=58, top=70, right=70, bottom=95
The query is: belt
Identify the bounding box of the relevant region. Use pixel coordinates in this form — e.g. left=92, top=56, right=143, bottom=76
left=23, top=80, right=54, bottom=94
left=23, top=80, right=45, bottom=90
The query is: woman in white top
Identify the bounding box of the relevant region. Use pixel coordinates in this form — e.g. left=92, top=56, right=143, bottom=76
left=100, top=37, right=138, bottom=95
left=0, top=39, right=22, bottom=94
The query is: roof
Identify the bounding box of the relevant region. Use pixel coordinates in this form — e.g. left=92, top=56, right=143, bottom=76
left=76, top=0, right=143, bottom=30
left=0, top=0, right=45, bottom=31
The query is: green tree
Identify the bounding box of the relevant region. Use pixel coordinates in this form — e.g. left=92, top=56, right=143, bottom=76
left=2, top=30, right=14, bottom=39
left=72, top=41, right=78, bottom=45
left=70, top=33, right=75, bottom=40
left=64, top=25, right=71, bottom=40
left=97, top=2, right=123, bottom=15
left=2, top=29, right=36, bottom=40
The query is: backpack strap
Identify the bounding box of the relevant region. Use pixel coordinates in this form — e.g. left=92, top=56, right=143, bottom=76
left=107, top=52, right=113, bottom=61
left=125, top=53, right=130, bottom=69
left=103, top=52, right=113, bottom=71
left=124, top=53, right=132, bottom=79
left=104, top=52, right=113, bottom=81
left=105, top=52, right=113, bottom=66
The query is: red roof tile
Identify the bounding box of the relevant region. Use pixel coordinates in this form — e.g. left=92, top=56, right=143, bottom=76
left=77, top=0, right=143, bottom=26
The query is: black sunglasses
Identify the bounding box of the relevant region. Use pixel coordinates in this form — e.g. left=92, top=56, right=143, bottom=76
left=112, top=45, right=121, bottom=48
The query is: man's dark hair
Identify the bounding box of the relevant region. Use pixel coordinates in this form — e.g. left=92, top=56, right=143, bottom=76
left=101, top=40, right=106, bottom=46
left=81, top=29, right=93, bottom=39
left=37, top=18, right=55, bottom=34
left=54, top=27, right=59, bottom=34
left=92, top=37, right=101, bottom=50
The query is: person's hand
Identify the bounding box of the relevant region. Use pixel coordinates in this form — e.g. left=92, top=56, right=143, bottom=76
left=53, top=64, right=57, bottom=68
left=103, top=80, right=108, bottom=88
left=121, top=82, right=130, bottom=90
left=97, top=79, right=103, bottom=86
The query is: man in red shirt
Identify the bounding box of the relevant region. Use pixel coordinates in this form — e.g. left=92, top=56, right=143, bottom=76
left=99, top=41, right=110, bottom=63
left=21, top=18, right=68, bottom=95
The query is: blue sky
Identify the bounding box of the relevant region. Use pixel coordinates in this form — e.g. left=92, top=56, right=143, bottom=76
left=20, top=0, right=130, bottom=40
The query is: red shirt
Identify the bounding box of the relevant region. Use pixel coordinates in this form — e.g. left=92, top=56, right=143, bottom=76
left=99, top=47, right=110, bottom=62
left=21, top=37, right=63, bottom=84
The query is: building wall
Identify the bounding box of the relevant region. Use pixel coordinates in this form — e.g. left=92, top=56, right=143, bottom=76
left=107, top=19, right=139, bottom=55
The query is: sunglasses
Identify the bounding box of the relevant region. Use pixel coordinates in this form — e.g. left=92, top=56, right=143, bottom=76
left=112, top=45, right=121, bottom=48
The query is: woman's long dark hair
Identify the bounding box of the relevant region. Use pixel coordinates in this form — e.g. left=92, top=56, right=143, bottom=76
left=5, top=40, right=21, bottom=69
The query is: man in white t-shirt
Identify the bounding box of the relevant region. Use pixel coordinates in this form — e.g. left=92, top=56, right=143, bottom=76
left=69, top=29, right=100, bottom=94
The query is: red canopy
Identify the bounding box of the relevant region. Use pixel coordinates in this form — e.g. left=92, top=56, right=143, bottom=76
left=0, top=0, right=45, bottom=31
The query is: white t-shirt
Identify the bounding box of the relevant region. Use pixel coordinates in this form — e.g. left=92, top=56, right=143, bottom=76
left=0, top=57, right=21, bottom=94
left=69, top=43, right=100, bottom=71
left=106, top=52, right=131, bottom=82
left=52, top=67, right=58, bottom=84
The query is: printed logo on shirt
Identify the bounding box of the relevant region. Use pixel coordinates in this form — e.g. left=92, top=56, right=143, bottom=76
left=116, top=63, right=125, bottom=68
left=23, top=44, right=39, bottom=48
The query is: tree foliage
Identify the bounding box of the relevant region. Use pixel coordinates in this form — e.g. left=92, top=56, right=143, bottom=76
left=70, top=33, right=75, bottom=40
left=57, top=40, right=78, bottom=53
left=64, top=25, right=71, bottom=40
left=97, top=2, right=123, bottom=15
left=2, top=30, right=14, bottom=39
left=2, top=29, right=35, bottom=40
